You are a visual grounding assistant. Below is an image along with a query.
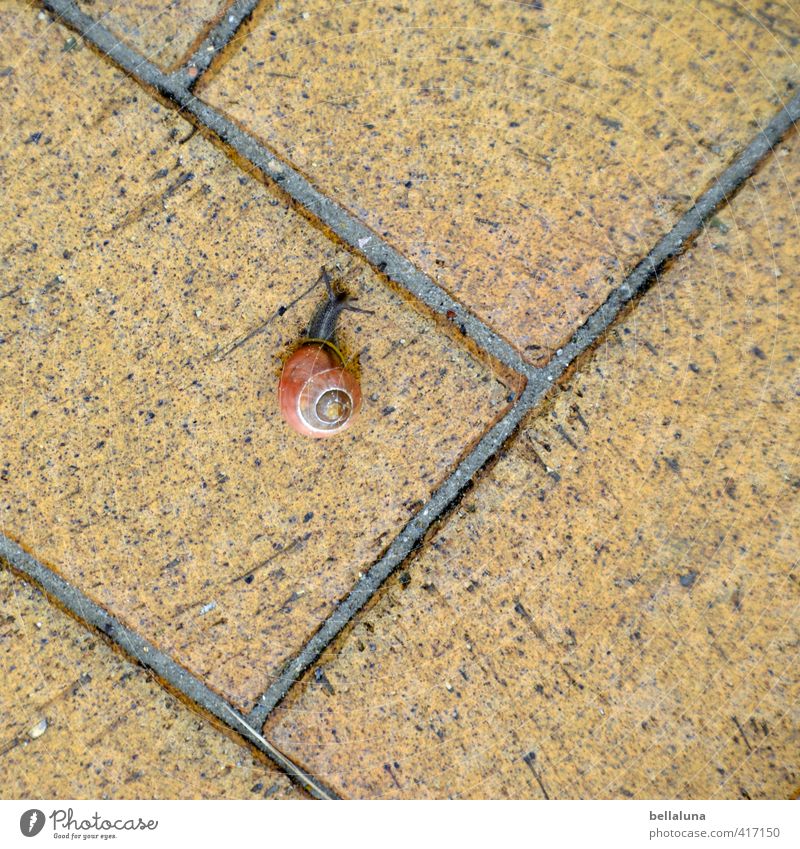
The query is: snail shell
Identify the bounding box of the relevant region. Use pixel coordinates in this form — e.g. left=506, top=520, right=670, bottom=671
left=279, top=342, right=362, bottom=438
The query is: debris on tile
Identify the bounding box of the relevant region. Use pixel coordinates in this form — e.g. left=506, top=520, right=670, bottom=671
left=28, top=718, right=48, bottom=740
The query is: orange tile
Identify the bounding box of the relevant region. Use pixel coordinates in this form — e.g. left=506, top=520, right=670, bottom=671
left=0, top=7, right=508, bottom=711
left=199, top=0, right=799, bottom=364
left=265, top=136, right=800, bottom=798
left=0, top=567, right=307, bottom=798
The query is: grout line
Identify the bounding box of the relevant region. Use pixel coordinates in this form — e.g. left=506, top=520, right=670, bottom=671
left=41, top=0, right=175, bottom=89
left=35, top=0, right=800, bottom=734
left=171, top=0, right=262, bottom=89
left=527, top=89, right=800, bottom=398
left=181, top=94, right=535, bottom=377
left=247, top=387, right=537, bottom=726
left=0, top=536, right=339, bottom=801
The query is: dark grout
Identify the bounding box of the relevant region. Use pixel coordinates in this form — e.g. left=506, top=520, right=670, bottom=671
left=33, top=0, right=800, bottom=778
left=527, top=92, right=800, bottom=401
left=0, top=536, right=338, bottom=799
left=170, top=0, right=263, bottom=90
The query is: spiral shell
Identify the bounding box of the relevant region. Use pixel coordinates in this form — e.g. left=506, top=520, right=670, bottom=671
left=279, top=343, right=362, bottom=438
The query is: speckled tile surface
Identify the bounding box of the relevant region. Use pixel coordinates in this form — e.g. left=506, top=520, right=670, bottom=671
left=264, top=133, right=800, bottom=799
left=0, top=6, right=508, bottom=712
left=74, top=0, right=225, bottom=70
left=198, top=0, right=799, bottom=365
left=0, top=567, right=307, bottom=798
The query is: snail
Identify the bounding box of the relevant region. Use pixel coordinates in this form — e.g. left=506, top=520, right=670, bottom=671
left=279, top=270, right=372, bottom=438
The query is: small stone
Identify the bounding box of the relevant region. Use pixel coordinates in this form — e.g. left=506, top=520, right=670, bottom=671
left=29, top=718, right=48, bottom=739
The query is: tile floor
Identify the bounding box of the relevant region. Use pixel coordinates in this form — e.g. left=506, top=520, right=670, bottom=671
left=1, top=0, right=797, bottom=799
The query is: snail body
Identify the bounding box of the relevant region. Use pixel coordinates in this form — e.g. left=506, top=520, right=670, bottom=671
left=278, top=271, right=369, bottom=438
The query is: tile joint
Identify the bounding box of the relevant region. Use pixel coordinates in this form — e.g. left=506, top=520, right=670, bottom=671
left=170, top=0, right=262, bottom=90
left=35, top=0, right=800, bottom=748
